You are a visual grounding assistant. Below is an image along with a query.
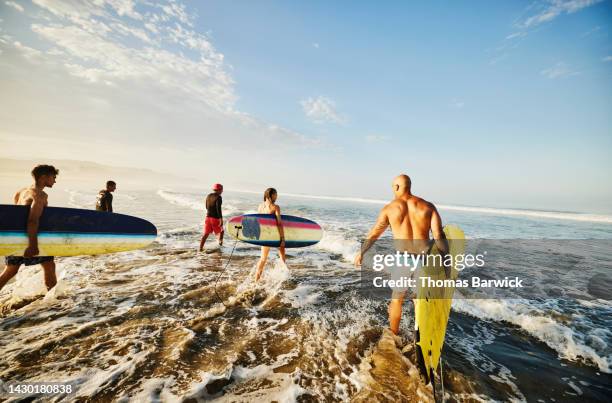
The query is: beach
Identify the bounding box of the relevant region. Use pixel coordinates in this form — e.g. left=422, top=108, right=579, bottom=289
left=1, top=0, right=611, bottom=400
left=0, top=187, right=610, bottom=401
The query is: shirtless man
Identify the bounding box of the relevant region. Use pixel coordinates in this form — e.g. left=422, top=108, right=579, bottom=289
left=0, top=165, right=59, bottom=292
left=354, top=174, right=448, bottom=335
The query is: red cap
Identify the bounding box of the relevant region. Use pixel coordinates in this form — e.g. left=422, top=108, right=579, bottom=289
left=212, top=183, right=223, bottom=191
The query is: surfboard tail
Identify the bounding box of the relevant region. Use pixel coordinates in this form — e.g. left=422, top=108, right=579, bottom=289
left=414, top=328, right=432, bottom=384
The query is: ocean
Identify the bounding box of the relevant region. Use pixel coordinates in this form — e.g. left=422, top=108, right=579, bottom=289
left=0, top=187, right=610, bottom=402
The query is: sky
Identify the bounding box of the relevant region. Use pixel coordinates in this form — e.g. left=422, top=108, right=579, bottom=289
left=0, top=0, right=611, bottom=213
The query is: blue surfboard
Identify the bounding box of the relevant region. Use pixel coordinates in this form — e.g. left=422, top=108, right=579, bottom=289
left=0, top=204, right=157, bottom=257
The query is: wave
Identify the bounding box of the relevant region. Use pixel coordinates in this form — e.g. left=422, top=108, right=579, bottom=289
left=229, top=189, right=612, bottom=224
left=316, top=231, right=360, bottom=262
left=156, top=189, right=203, bottom=211
left=453, top=298, right=611, bottom=373
left=116, top=193, right=137, bottom=201
left=157, top=189, right=242, bottom=216
left=65, top=189, right=136, bottom=209
left=437, top=204, right=612, bottom=224
left=65, top=189, right=92, bottom=209
left=231, top=188, right=388, bottom=205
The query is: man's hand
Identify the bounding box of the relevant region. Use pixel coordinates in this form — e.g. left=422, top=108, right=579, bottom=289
left=24, top=245, right=39, bottom=258
left=354, top=207, right=388, bottom=269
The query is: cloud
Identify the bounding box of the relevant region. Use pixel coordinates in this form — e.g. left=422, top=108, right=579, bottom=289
left=521, top=0, right=602, bottom=29
left=581, top=25, right=601, bottom=37
left=11, top=0, right=322, bottom=143
left=312, top=42, right=319, bottom=49
left=505, top=31, right=527, bottom=40
left=603, top=56, right=612, bottom=62
left=4, top=1, right=24, bottom=12
left=489, top=53, right=509, bottom=66
left=0, top=0, right=325, bottom=185
left=12, top=41, right=42, bottom=61
left=540, top=62, right=580, bottom=79
left=24, top=0, right=234, bottom=113
left=160, top=0, right=192, bottom=26
left=301, top=96, right=346, bottom=124
left=492, top=1, right=602, bottom=65
left=364, top=135, right=389, bottom=143
left=450, top=99, right=465, bottom=109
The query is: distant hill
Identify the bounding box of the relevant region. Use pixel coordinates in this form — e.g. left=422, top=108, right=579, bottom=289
left=0, top=158, right=193, bottom=189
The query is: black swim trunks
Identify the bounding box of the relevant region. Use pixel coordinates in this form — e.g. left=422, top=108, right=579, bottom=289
left=5, top=256, right=54, bottom=266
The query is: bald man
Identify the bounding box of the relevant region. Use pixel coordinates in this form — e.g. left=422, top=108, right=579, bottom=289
left=354, top=174, right=448, bottom=335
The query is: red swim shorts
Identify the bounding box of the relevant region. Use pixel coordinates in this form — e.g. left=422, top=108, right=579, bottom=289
left=204, top=217, right=224, bottom=235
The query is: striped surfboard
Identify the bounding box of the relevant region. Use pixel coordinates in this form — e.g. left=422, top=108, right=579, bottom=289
left=0, top=204, right=157, bottom=257
left=226, top=214, right=322, bottom=248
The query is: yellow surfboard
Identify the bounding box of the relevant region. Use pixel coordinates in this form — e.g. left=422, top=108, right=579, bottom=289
left=414, top=225, right=465, bottom=384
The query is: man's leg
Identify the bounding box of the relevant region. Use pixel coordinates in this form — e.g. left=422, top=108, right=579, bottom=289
left=199, top=234, right=209, bottom=251
left=217, top=230, right=224, bottom=247
left=214, top=218, right=223, bottom=246
left=40, top=260, right=57, bottom=290
left=388, top=297, right=404, bottom=335
left=0, top=264, right=21, bottom=291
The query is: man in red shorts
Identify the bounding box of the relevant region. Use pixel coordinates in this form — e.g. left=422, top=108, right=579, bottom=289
left=199, top=183, right=224, bottom=251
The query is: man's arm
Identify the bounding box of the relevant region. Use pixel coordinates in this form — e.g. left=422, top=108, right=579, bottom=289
left=24, top=194, right=46, bottom=257
left=98, top=192, right=107, bottom=211
left=13, top=191, right=20, bottom=204
left=430, top=206, right=448, bottom=255
left=354, top=207, right=389, bottom=267
left=204, top=195, right=210, bottom=212
left=107, top=194, right=113, bottom=213
left=216, top=197, right=222, bottom=221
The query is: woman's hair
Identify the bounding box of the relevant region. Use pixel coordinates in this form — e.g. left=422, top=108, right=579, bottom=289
left=263, top=187, right=277, bottom=201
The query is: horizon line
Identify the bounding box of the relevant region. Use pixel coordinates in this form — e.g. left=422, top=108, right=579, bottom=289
left=158, top=188, right=612, bottom=225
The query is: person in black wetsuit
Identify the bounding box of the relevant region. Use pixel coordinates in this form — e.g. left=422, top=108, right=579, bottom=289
left=199, top=183, right=224, bottom=251
left=96, top=180, right=116, bottom=212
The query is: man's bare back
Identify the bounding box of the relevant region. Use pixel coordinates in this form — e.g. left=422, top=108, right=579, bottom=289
left=386, top=196, right=434, bottom=239
left=359, top=175, right=445, bottom=256
left=14, top=187, right=48, bottom=207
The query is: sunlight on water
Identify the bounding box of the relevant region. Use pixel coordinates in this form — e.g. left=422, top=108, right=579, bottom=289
left=0, top=188, right=610, bottom=401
